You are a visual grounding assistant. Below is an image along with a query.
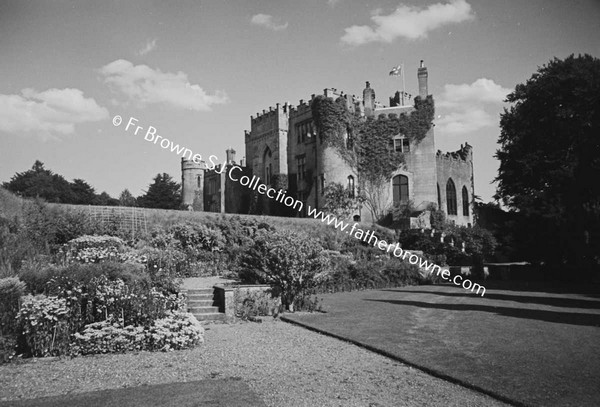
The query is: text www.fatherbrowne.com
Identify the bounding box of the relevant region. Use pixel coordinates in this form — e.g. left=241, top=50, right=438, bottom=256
left=306, top=207, right=486, bottom=296
left=114, top=115, right=485, bottom=296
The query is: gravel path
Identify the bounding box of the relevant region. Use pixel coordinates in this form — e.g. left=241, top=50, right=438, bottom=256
left=0, top=319, right=508, bottom=407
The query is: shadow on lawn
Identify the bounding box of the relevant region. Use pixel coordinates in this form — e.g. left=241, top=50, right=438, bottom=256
left=365, top=298, right=600, bottom=327
left=448, top=280, right=600, bottom=298
left=386, top=289, right=600, bottom=310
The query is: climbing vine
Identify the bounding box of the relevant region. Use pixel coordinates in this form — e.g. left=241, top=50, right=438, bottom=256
left=311, top=94, right=435, bottom=221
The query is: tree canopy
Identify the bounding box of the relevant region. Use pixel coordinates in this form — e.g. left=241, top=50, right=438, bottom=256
left=118, top=189, right=137, bottom=207
left=137, top=173, right=181, bottom=209
left=495, top=54, right=600, bottom=267
left=2, top=161, right=113, bottom=205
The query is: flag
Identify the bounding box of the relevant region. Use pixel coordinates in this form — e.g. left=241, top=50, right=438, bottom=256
left=389, top=65, right=402, bottom=76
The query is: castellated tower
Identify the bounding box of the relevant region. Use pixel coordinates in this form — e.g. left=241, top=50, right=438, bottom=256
left=245, top=103, right=289, bottom=213
left=181, top=158, right=206, bottom=211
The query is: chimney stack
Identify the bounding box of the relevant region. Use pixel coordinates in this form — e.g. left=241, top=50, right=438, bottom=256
left=363, top=81, right=375, bottom=117
left=226, top=147, right=236, bottom=164
left=418, top=60, right=428, bottom=98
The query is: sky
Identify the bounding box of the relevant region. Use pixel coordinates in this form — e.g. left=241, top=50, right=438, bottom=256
left=1, top=0, right=599, bottom=203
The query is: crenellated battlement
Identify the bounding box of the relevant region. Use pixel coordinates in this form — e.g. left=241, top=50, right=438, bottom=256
left=436, top=143, right=473, bottom=163
left=248, top=86, right=370, bottom=128
left=250, top=103, right=285, bottom=124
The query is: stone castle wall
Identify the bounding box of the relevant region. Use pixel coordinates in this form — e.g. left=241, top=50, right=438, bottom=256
left=436, top=144, right=474, bottom=226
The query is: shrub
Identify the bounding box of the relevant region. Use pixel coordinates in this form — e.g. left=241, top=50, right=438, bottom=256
left=19, top=261, right=149, bottom=294
left=0, top=212, right=45, bottom=275
left=0, top=335, right=17, bottom=363
left=240, top=230, right=328, bottom=311
left=233, top=288, right=281, bottom=321
left=0, top=277, right=26, bottom=336
left=72, top=311, right=204, bottom=355
left=87, top=276, right=184, bottom=327
left=313, top=253, right=422, bottom=293
left=169, top=223, right=225, bottom=252
left=139, top=247, right=186, bottom=291
left=148, top=311, right=204, bottom=350
left=397, top=225, right=497, bottom=270
left=16, top=295, right=73, bottom=357
left=60, top=235, right=126, bottom=264
left=72, top=320, right=146, bottom=354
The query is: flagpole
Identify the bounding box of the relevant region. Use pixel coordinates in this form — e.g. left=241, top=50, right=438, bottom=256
left=401, top=62, right=405, bottom=106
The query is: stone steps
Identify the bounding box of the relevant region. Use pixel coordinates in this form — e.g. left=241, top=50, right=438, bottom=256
left=185, top=288, right=225, bottom=322
left=188, top=306, right=220, bottom=314
left=188, top=299, right=215, bottom=307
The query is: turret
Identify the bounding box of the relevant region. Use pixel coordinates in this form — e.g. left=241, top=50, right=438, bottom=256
left=181, top=158, right=206, bottom=211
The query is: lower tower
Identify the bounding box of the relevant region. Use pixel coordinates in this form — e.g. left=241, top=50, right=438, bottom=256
left=181, top=158, right=206, bottom=211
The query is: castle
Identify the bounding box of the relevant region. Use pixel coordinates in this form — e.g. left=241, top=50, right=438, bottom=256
left=182, top=61, right=475, bottom=227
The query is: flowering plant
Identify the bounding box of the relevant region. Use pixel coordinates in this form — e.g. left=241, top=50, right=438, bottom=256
left=72, top=311, right=204, bottom=355
left=16, top=295, right=72, bottom=357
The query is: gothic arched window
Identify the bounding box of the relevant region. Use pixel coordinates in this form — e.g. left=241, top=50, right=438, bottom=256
left=462, top=186, right=469, bottom=216
left=347, top=175, right=355, bottom=198
left=446, top=178, right=457, bottom=215
left=393, top=175, right=409, bottom=205
left=263, top=147, right=273, bottom=185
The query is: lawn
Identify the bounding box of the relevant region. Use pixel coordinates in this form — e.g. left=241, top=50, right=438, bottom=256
left=283, top=283, right=600, bottom=407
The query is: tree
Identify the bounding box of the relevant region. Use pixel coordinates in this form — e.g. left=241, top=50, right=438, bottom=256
left=240, top=229, right=327, bottom=311
left=70, top=179, right=96, bottom=205
left=118, top=189, right=137, bottom=207
left=354, top=116, right=405, bottom=221
left=137, top=173, right=181, bottom=209
left=3, top=161, right=75, bottom=203
left=92, top=192, right=119, bottom=206
left=495, top=54, right=600, bottom=268
left=322, top=183, right=362, bottom=219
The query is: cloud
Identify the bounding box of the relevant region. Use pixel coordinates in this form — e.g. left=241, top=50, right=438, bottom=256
left=437, top=78, right=512, bottom=107
left=0, top=88, right=108, bottom=139
left=99, top=59, right=229, bottom=111
left=250, top=14, right=288, bottom=31
left=137, top=38, right=157, bottom=56
left=341, top=0, right=474, bottom=45
left=436, top=108, right=496, bottom=135
left=327, top=0, right=342, bottom=7
left=436, top=78, right=511, bottom=135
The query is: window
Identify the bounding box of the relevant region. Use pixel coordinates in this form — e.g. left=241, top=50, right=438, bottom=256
left=263, top=147, right=273, bottom=185
left=392, top=175, right=409, bottom=205
left=347, top=175, right=355, bottom=198
left=197, top=175, right=202, bottom=188
left=446, top=178, right=457, bottom=215
left=296, top=121, right=314, bottom=144
left=437, top=183, right=441, bottom=209
left=462, top=186, right=469, bottom=216
left=296, top=156, right=306, bottom=181
left=320, top=174, right=325, bottom=195
left=393, top=134, right=410, bottom=153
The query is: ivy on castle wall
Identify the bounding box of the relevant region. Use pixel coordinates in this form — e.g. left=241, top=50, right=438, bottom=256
left=311, top=94, right=434, bottom=178
left=311, top=94, right=435, bottom=221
